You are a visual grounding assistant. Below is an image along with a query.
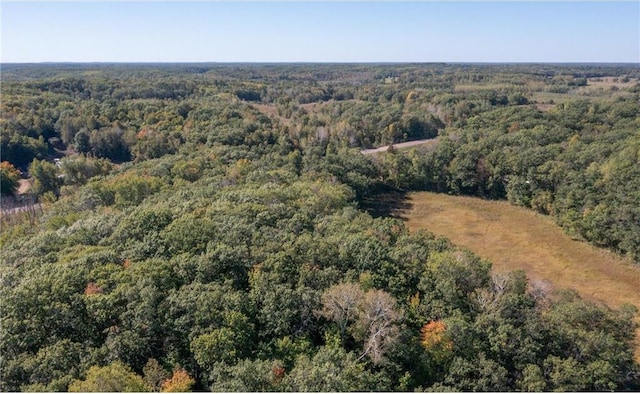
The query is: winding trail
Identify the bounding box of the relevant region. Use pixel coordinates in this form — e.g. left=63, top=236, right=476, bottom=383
left=360, top=138, right=439, bottom=155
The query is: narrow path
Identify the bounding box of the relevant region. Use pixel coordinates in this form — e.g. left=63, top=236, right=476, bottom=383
left=17, top=179, right=32, bottom=194
left=360, top=138, right=439, bottom=155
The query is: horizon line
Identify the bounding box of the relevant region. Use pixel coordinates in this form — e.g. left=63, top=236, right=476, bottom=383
left=3, top=61, right=639, bottom=65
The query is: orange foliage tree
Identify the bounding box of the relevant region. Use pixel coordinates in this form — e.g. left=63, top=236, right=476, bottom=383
left=160, top=368, right=195, bottom=392
left=420, top=320, right=453, bottom=361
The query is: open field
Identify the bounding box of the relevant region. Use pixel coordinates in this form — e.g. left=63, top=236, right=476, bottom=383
left=585, top=76, right=639, bottom=90
left=531, top=87, right=635, bottom=104
left=399, top=192, right=640, bottom=308
left=396, top=192, right=640, bottom=358
left=534, top=103, right=555, bottom=112
left=454, top=83, right=521, bottom=93
left=251, top=99, right=362, bottom=125
left=249, top=103, right=292, bottom=126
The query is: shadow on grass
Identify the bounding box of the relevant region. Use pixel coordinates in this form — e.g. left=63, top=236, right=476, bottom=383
left=360, top=190, right=412, bottom=221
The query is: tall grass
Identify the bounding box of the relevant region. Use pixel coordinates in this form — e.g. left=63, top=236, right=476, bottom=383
left=398, top=191, right=640, bottom=360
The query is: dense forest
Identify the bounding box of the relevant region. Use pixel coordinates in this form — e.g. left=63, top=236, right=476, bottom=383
left=1, top=63, right=639, bottom=391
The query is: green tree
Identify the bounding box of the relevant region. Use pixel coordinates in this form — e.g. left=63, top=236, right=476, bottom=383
left=419, top=250, right=492, bottom=317
left=191, top=311, right=254, bottom=371
left=68, top=361, right=150, bottom=392
left=89, top=126, right=132, bottom=162
left=436, top=353, right=510, bottom=391
left=0, top=161, right=21, bottom=195
left=74, top=129, right=91, bottom=154
left=60, top=156, right=113, bottom=185
left=192, top=328, right=241, bottom=369
left=281, top=335, right=377, bottom=392
left=208, top=359, right=283, bottom=392
left=12, top=340, right=87, bottom=392
left=517, top=364, right=546, bottom=392
left=29, top=159, right=62, bottom=197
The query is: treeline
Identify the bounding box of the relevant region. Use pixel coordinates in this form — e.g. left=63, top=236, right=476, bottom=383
left=3, top=63, right=638, bottom=170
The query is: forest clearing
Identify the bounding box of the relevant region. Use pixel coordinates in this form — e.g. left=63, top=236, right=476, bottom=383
left=398, top=191, right=640, bottom=359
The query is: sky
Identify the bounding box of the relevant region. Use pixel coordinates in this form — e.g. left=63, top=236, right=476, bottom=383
left=2, top=1, right=639, bottom=63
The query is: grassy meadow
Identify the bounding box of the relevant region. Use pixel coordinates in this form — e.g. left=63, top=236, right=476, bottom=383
left=397, top=191, right=640, bottom=359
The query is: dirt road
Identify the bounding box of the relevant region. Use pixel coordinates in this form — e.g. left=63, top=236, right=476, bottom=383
left=360, top=138, right=439, bottom=155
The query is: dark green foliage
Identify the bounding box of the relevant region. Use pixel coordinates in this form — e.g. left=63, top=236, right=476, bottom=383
left=29, top=158, right=62, bottom=197
left=236, top=89, right=262, bottom=102
left=207, top=359, right=282, bottom=392
left=88, top=126, right=132, bottom=162
left=279, top=335, right=378, bottom=392
left=60, top=156, right=114, bottom=186
left=0, top=132, right=47, bottom=168
left=74, top=129, right=91, bottom=154
left=0, top=161, right=21, bottom=195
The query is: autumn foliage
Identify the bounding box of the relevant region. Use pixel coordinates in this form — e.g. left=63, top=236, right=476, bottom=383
left=84, top=282, right=103, bottom=296
left=420, top=320, right=453, bottom=357
left=160, top=368, right=195, bottom=392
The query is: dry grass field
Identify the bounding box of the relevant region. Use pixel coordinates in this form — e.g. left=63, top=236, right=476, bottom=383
left=249, top=103, right=292, bottom=126
left=396, top=192, right=640, bottom=358
left=453, top=83, right=519, bottom=93
left=585, top=76, right=638, bottom=90
left=534, top=103, right=555, bottom=112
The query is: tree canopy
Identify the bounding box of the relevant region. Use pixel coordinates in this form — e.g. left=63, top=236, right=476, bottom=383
left=1, top=63, right=639, bottom=391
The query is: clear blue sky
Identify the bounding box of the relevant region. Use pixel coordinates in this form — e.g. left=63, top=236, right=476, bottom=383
left=2, top=1, right=639, bottom=63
